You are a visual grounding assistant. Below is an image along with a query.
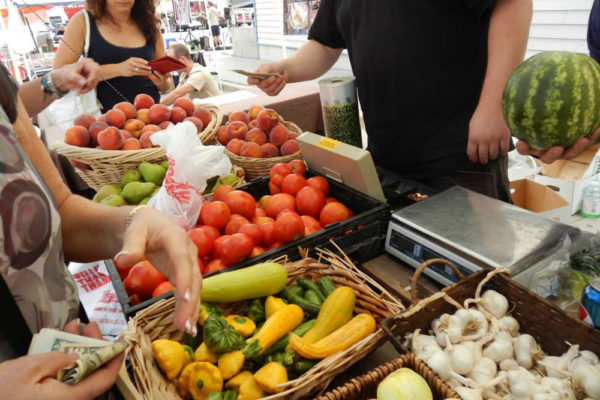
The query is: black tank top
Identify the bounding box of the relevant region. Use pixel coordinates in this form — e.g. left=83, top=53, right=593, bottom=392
left=86, top=11, right=160, bottom=110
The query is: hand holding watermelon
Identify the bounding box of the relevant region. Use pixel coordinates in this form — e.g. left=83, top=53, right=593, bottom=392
left=515, top=126, right=600, bottom=164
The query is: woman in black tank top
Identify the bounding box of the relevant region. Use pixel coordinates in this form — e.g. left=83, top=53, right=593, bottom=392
left=54, top=0, right=173, bottom=111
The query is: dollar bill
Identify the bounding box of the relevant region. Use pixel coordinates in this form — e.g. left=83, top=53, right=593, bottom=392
left=28, top=328, right=106, bottom=356
left=57, top=341, right=127, bottom=384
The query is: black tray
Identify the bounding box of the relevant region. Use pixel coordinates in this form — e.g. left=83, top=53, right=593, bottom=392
left=106, top=172, right=391, bottom=318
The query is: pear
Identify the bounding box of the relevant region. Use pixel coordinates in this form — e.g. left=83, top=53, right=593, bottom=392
left=139, top=196, right=151, bottom=205
left=160, top=160, right=169, bottom=171
left=100, top=194, right=126, bottom=207
left=220, top=173, right=239, bottom=186
left=121, top=181, right=155, bottom=204
left=138, top=162, right=167, bottom=186
left=121, top=169, right=142, bottom=187
left=93, top=185, right=122, bottom=203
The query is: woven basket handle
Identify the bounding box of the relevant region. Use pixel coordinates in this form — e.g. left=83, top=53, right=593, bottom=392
left=410, top=258, right=465, bottom=305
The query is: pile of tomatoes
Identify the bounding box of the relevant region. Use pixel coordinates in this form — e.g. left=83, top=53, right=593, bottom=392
left=115, top=259, right=174, bottom=306
left=188, top=160, right=354, bottom=275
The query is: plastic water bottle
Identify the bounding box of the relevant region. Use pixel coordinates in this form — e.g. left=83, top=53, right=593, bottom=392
left=582, top=175, right=600, bottom=218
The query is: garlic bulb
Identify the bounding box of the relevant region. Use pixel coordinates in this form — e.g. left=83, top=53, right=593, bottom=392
left=483, top=332, right=514, bottom=363
left=469, top=357, right=497, bottom=385
left=542, top=377, right=576, bottom=400
left=455, top=308, right=489, bottom=340
left=572, top=364, right=600, bottom=399
left=499, top=359, right=519, bottom=371
left=454, top=386, right=483, bottom=400
left=411, top=329, right=439, bottom=356
left=480, top=290, right=509, bottom=319
left=497, top=316, right=520, bottom=337
left=419, top=347, right=453, bottom=380
left=445, top=340, right=475, bottom=375
left=514, top=334, right=543, bottom=369
left=461, top=341, right=483, bottom=364
left=432, top=314, right=464, bottom=346
left=569, top=349, right=600, bottom=372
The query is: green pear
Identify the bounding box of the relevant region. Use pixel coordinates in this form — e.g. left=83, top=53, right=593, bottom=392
left=93, top=185, right=122, bottom=203
left=220, top=173, right=239, bottom=186
left=100, top=194, right=126, bottom=207
left=138, top=162, right=167, bottom=186
left=121, top=181, right=155, bottom=204
left=121, top=169, right=142, bottom=187
left=160, top=160, right=169, bottom=170
left=139, top=196, right=151, bottom=205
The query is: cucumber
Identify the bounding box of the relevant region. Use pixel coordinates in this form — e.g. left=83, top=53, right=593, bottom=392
left=297, top=278, right=325, bottom=301
left=263, top=319, right=316, bottom=356
left=287, top=285, right=304, bottom=298
left=201, top=263, right=287, bottom=303
left=295, top=359, right=318, bottom=373
left=317, top=277, right=337, bottom=297
left=280, top=287, right=320, bottom=315
left=304, top=290, right=323, bottom=306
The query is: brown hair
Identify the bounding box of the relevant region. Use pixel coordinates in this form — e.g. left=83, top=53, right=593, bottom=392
left=169, top=43, right=191, bottom=60
left=0, top=65, right=18, bottom=123
left=86, top=0, right=158, bottom=47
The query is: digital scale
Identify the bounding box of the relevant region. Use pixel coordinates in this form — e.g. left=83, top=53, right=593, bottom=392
left=385, top=187, right=581, bottom=285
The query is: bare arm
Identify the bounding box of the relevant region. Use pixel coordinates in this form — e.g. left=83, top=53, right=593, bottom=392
left=160, top=84, right=195, bottom=105
left=149, top=30, right=174, bottom=93
left=466, top=0, right=532, bottom=164
left=249, top=40, right=342, bottom=96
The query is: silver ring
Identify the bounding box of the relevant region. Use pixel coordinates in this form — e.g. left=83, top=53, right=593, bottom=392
left=135, top=66, right=139, bottom=72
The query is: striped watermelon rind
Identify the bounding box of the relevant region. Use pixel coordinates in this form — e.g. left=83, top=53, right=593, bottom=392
left=502, top=51, right=600, bottom=150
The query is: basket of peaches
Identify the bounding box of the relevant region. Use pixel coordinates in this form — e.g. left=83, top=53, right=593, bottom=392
left=52, top=94, right=224, bottom=191
left=217, top=106, right=302, bottom=179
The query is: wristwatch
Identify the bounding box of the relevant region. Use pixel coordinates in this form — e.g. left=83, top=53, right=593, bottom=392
left=41, top=72, right=68, bottom=98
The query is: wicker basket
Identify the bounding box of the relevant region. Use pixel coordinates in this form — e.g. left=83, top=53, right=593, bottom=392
left=382, top=259, right=600, bottom=369
left=53, top=104, right=224, bottom=191
left=222, top=121, right=303, bottom=179
left=122, top=247, right=405, bottom=400
left=317, top=354, right=459, bottom=400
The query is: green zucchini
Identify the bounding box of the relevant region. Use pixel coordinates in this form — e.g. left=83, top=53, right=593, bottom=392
left=297, top=278, right=325, bottom=301
left=280, top=287, right=320, bottom=315
left=287, top=285, right=304, bottom=298
left=295, top=359, right=318, bottom=373
left=304, top=290, right=323, bottom=306
left=317, top=277, right=337, bottom=297
left=263, top=319, right=316, bottom=356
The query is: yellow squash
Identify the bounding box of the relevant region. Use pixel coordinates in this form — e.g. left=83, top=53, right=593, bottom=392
left=254, top=362, right=288, bottom=394
left=238, top=374, right=264, bottom=400
left=301, top=286, right=355, bottom=344
left=188, top=362, right=223, bottom=400
left=289, top=313, right=376, bottom=359
left=225, top=315, right=256, bottom=337
left=224, top=371, right=254, bottom=390
left=243, top=304, right=303, bottom=358
left=178, top=362, right=200, bottom=398
left=217, top=350, right=245, bottom=379
left=152, top=339, right=190, bottom=380
left=265, top=296, right=287, bottom=319
left=194, top=342, right=218, bottom=364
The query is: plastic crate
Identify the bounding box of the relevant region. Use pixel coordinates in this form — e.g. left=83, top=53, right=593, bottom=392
left=106, top=172, right=391, bottom=318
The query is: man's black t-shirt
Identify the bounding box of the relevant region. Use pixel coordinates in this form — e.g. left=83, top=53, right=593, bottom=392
left=309, top=0, right=496, bottom=178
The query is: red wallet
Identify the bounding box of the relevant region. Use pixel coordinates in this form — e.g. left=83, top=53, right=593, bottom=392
left=148, top=56, right=186, bottom=74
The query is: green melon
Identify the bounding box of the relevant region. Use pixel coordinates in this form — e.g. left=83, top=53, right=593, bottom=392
left=502, top=51, right=600, bottom=150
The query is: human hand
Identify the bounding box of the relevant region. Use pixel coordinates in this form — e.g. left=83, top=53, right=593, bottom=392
left=0, top=350, right=123, bottom=400
left=51, top=58, right=100, bottom=94
left=467, top=103, right=511, bottom=164
left=148, top=70, right=170, bottom=88
left=247, top=61, right=288, bottom=96
left=119, top=57, right=152, bottom=77
left=515, top=126, right=600, bottom=164
left=114, top=207, right=201, bottom=335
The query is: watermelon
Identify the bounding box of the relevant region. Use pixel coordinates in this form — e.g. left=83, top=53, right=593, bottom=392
left=502, top=51, right=600, bottom=150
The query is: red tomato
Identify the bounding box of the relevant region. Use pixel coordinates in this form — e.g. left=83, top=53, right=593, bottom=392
left=205, top=259, right=228, bottom=274
left=269, top=163, right=292, bottom=185
left=225, top=215, right=250, bottom=235
left=224, top=190, right=256, bottom=219
left=265, top=193, right=296, bottom=218
left=114, top=257, right=132, bottom=281
left=320, top=202, right=351, bottom=227
left=201, top=201, right=231, bottom=230
left=222, top=233, right=254, bottom=265
left=282, top=173, right=306, bottom=196
left=238, top=223, right=263, bottom=246
left=198, top=257, right=207, bottom=274
left=259, top=221, right=276, bottom=247
left=129, top=293, right=142, bottom=306
left=296, top=186, right=326, bottom=218
left=288, top=160, right=307, bottom=176
left=274, top=212, right=305, bottom=244
left=301, top=215, right=322, bottom=236
left=198, top=225, right=220, bottom=242
left=306, top=176, right=330, bottom=197
left=213, top=184, right=235, bottom=202
left=123, top=261, right=167, bottom=299
left=250, top=246, right=265, bottom=258
left=268, top=180, right=282, bottom=195
left=252, top=216, right=275, bottom=225
left=258, top=195, right=271, bottom=209
left=254, top=208, right=267, bottom=218
left=213, top=235, right=229, bottom=259
left=152, top=281, right=174, bottom=298
left=188, top=228, right=214, bottom=257
left=325, top=196, right=338, bottom=204
left=269, top=241, right=282, bottom=250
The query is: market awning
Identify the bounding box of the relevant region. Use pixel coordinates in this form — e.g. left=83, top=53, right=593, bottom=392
left=0, top=5, right=50, bottom=17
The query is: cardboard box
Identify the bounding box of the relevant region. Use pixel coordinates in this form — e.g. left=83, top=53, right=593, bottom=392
left=510, top=179, right=570, bottom=222
left=533, top=145, right=600, bottom=214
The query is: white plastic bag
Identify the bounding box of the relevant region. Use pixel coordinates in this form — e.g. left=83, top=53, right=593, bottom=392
left=148, top=121, right=232, bottom=229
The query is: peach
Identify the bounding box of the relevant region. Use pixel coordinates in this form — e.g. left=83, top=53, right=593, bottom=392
left=289, top=132, right=298, bottom=140
left=73, top=113, right=96, bottom=129
left=120, top=129, right=133, bottom=140
left=269, top=124, right=289, bottom=147
left=97, top=127, right=123, bottom=150
left=70, top=159, right=90, bottom=170
left=260, top=143, right=280, bottom=158
left=280, top=139, right=300, bottom=156
left=89, top=122, right=108, bottom=146
left=193, top=107, right=212, bottom=127
left=229, top=111, right=249, bottom=124
left=64, top=125, right=90, bottom=147
left=170, top=106, right=187, bottom=123
left=121, top=137, right=142, bottom=150
left=226, top=138, right=245, bottom=155
left=97, top=114, right=107, bottom=123
left=134, top=93, right=155, bottom=110
left=248, top=105, right=265, bottom=121
left=248, top=120, right=258, bottom=129
left=140, top=131, right=157, bottom=148
left=184, top=117, right=204, bottom=133
left=148, top=104, right=171, bottom=124
left=256, top=109, right=280, bottom=132
left=174, top=97, right=194, bottom=116
left=113, top=102, right=136, bottom=119
left=159, top=121, right=172, bottom=130
left=141, top=124, right=161, bottom=134
left=245, top=128, right=267, bottom=145
left=217, top=125, right=230, bottom=145
left=123, top=118, right=145, bottom=138
left=240, top=142, right=262, bottom=158
left=227, top=121, right=248, bottom=140
left=136, top=108, right=151, bottom=124
left=105, top=109, right=126, bottom=128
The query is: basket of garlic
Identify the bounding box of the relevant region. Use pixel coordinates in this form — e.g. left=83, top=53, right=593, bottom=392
left=382, top=259, right=600, bottom=400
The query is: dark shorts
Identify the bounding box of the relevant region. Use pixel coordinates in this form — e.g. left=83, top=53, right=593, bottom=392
left=211, top=25, right=220, bottom=36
